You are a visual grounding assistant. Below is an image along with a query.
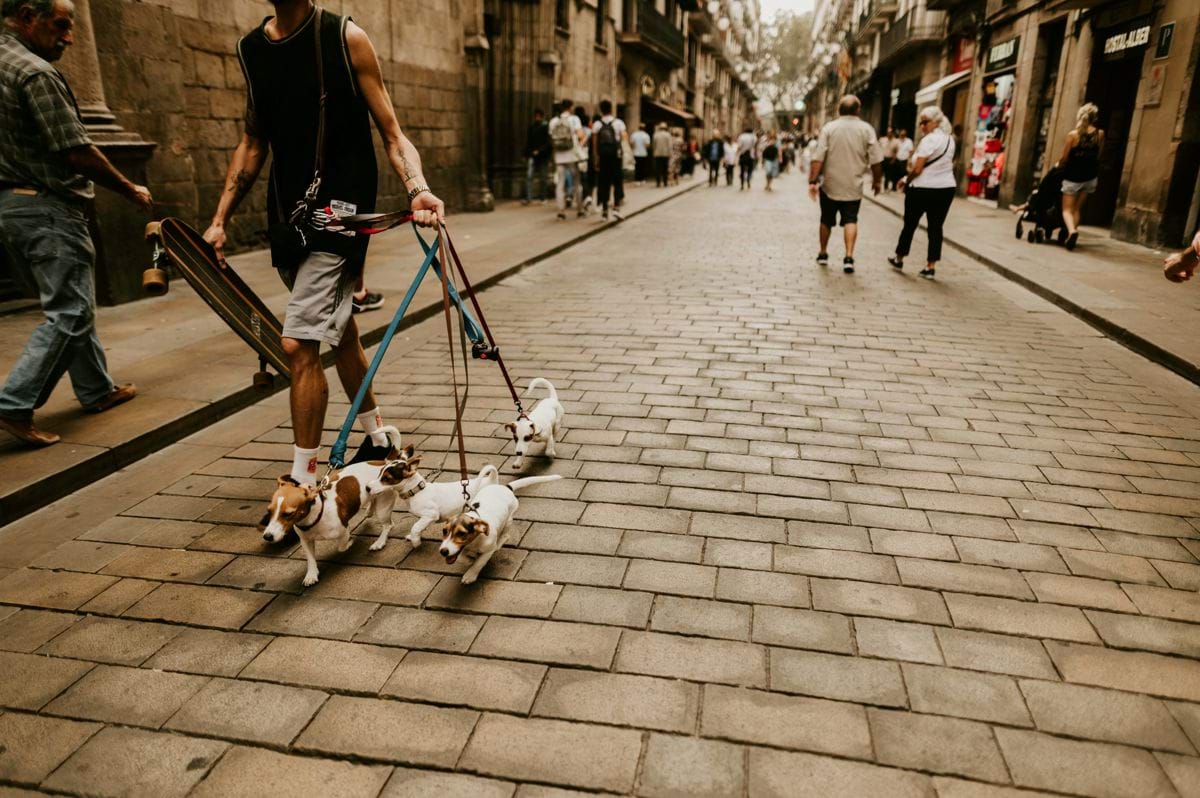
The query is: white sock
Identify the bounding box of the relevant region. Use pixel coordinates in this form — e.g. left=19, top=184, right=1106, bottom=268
left=358, top=409, right=390, bottom=446
left=291, top=445, right=320, bottom=485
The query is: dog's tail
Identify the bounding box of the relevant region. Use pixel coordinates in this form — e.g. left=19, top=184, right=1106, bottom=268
left=526, top=377, right=558, bottom=401
left=476, top=464, right=501, bottom=485
left=507, top=474, right=563, bottom=492
left=376, top=425, right=402, bottom=452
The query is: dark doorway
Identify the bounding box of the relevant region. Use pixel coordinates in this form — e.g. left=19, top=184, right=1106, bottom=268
left=1083, top=26, right=1145, bottom=226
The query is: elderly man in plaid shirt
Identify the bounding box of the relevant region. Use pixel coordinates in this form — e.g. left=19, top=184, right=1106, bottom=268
left=0, top=0, right=152, bottom=446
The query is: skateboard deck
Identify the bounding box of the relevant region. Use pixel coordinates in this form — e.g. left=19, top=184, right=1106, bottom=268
left=146, top=218, right=290, bottom=382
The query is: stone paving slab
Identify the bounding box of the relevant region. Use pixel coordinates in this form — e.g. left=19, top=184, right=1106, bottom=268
left=1, top=177, right=1199, bottom=796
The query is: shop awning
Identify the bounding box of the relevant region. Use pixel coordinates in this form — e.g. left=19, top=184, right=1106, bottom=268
left=643, top=98, right=698, bottom=125
left=915, top=69, right=971, bottom=105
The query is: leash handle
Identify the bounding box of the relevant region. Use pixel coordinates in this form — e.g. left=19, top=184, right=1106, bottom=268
left=328, top=230, right=441, bottom=468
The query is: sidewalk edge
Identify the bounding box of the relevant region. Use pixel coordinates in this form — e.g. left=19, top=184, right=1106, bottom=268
left=865, top=195, right=1200, bottom=388
left=1, top=181, right=704, bottom=526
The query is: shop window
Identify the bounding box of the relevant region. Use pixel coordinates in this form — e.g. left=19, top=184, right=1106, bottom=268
left=967, top=73, right=1014, bottom=203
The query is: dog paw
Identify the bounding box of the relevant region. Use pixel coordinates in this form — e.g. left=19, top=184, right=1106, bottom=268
left=302, top=572, right=319, bottom=587
left=369, top=540, right=386, bottom=552
left=461, top=572, right=478, bottom=585
left=407, top=537, right=422, bottom=549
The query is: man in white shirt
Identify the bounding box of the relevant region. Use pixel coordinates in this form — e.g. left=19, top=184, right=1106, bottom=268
left=549, top=98, right=586, bottom=219
left=808, top=95, right=883, bottom=273
left=630, top=123, right=651, bottom=185
left=896, top=129, right=914, bottom=170
left=736, top=127, right=757, bottom=189
left=591, top=99, right=627, bottom=220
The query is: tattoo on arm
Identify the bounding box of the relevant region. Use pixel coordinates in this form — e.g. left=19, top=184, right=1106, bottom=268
left=227, top=169, right=253, bottom=199
left=399, top=154, right=420, bottom=183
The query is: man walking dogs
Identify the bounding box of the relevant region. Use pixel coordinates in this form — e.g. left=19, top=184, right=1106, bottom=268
left=0, top=0, right=151, bottom=446
left=808, top=95, right=882, bottom=274
left=203, top=0, right=444, bottom=486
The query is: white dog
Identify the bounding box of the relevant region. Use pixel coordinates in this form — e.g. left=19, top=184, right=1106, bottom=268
left=440, top=475, right=562, bottom=583
left=365, top=445, right=500, bottom=550
left=260, top=461, right=397, bottom=587
left=505, top=377, right=565, bottom=470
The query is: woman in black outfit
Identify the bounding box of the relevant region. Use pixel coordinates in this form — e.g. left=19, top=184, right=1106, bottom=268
left=1057, top=103, right=1104, bottom=251
left=887, top=107, right=957, bottom=279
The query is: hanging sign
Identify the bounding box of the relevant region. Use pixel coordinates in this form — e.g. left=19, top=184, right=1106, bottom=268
left=987, top=37, right=1019, bottom=72
left=1155, top=23, right=1174, bottom=59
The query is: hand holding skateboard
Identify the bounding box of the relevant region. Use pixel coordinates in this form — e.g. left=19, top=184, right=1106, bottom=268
left=201, top=223, right=229, bottom=269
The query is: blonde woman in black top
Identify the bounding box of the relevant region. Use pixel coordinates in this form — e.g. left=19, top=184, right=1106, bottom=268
left=1057, top=103, right=1104, bottom=251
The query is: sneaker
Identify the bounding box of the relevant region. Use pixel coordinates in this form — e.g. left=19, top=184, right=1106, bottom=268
left=85, top=383, right=137, bottom=414
left=920, top=268, right=936, bottom=279
left=352, top=291, right=385, bottom=314
left=612, top=209, right=624, bottom=221
left=843, top=256, right=855, bottom=274
left=888, top=255, right=904, bottom=270
left=816, top=252, right=829, bottom=266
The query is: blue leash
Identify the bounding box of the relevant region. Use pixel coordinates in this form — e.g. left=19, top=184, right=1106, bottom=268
left=327, top=224, right=483, bottom=470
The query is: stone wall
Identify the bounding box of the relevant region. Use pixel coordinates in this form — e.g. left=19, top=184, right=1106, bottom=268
left=90, top=0, right=479, bottom=253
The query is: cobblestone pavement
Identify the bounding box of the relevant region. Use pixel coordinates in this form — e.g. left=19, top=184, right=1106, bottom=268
left=2, top=177, right=1200, bottom=797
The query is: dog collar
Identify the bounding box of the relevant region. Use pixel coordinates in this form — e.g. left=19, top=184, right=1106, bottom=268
left=397, top=479, right=427, bottom=500
left=296, top=495, right=326, bottom=532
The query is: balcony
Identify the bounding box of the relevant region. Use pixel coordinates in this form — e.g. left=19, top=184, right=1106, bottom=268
left=877, top=11, right=945, bottom=64
left=856, top=0, right=899, bottom=37
left=620, top=0, right=686, bottom=66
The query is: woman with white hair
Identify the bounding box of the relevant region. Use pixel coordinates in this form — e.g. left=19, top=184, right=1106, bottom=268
left=887, top=106, right=957, bottom=279
left=1056, top=103, right=1104, bottom=251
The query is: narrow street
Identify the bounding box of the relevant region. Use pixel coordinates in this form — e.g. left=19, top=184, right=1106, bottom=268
left=1, top=174, right=1199, bottom=797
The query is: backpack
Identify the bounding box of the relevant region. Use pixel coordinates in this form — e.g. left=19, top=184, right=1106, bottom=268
left=550, top=116, right=575, bottom=152
left=596, top=120, right=620, bottom=158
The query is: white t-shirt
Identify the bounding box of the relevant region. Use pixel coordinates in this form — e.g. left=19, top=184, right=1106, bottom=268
left=551, top=112, right=583, bottom=165
left=909, top=130, right=956, bottom=189
left=630, top=129, right=651, bottom=157
left=723, top=142, right=737, bottom=165
left=736, top=132, right=757, bottom=158
left=896, top=136, right=915, bottom=162
left=592, top=116, right=627, bottom=137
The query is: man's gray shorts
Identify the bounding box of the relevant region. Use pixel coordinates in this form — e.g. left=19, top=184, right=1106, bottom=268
left=277, top=250, right=356, bottom=346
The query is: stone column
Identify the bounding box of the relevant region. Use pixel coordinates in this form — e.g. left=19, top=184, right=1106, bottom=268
left=56, top=0, right=158, bottom=305
left=462, top=28, right=495, bottom=212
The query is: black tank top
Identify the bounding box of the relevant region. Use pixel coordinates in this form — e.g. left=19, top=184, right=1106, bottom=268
left=1063, top=129, right=1100, bottom=183
left=238, top=8, right=377, bottom=268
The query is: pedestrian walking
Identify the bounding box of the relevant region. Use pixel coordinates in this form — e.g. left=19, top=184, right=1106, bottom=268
left=575, top=106, right=594, bottom=214
left=630, top=123, right=651, bottom=185
left=652, top=123, right=671, bottom=187
left=704, top=129, right=723, bottom=186
left=1057, top=103, right=1104, bottom=251
left=723, top=135, right=737, bottom=186
left=761, top=132, right=780, bottom=191
left=807, top=95, right=883, bottom=274
left=669, top=128, right=684, bottom=185
left=736, top=127, right=756, bottom=189
left=548, top=98, right=585, bottom=219
left=894, top=128, right=914, bottom=187
left=887, top=106, right=957, bottom=280
left=0, top=0, right=152, bottom=446
left=880, top=127, right=897, bottom=190
left=203, top=0, right=444, bottom=485
left=591, top=99, right=626, bottom=221
left=522, top=107, right=551, bottom=204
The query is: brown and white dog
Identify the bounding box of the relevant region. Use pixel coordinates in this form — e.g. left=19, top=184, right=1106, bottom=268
left=364, top=445, right=501, bottom=551
left=440, top=474, right=562, bottom=584
left=505, top=378, right=565, bottom=470
left=260, top=460, right=397, bottom=587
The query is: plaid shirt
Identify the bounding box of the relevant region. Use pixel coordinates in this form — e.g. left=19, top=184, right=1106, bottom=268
left=0, top=30, right=92, bottom=201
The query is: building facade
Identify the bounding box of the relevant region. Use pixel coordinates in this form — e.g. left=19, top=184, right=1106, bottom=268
left=803, top=0, right=1200, bottom=249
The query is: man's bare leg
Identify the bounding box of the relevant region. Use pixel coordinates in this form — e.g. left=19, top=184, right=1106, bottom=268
left=284, top=337, right=327, bottom=450
left=844, top=222, right=858, bottom=259
left=333, top=316, right=377, bottom=416
left=819, top=223, right=831, bottom=255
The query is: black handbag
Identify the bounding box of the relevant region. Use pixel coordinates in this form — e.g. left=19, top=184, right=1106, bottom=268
left=267, top=7, right=327, bottom=264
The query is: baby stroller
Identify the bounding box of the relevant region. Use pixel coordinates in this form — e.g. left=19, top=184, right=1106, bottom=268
left=1015, top=167, right=1067, bottom=245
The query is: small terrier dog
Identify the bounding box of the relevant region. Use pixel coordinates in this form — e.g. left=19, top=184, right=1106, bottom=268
left=505, top=377, right=565, bottom=470
left=260, top=460, right=397, bottom=587
left=365, top=445, right=501, bottom=550
left=441, top=475, right=562, bottom=583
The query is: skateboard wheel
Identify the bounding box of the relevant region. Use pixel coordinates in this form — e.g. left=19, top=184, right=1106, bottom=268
left=253, top=370, right=274, bottom=390
left=142, top=268, right=168, bottom=296
left=144, top=220, right=162, bottom=240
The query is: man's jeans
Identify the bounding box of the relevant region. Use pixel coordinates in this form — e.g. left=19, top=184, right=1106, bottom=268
left=555, top=161, right=582, bottom=213
left=524, top=157, right=550, bottom=202
left=0, top=189, right=113, bottom=420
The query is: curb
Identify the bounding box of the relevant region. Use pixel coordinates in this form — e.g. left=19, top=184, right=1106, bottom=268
left=865, top=195, right=1200, bottom=389
left=2, top=181, right=705, bottom=526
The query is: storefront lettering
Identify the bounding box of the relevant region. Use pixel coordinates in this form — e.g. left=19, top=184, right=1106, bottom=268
left=987, top=38, right=1019, bottom=71
left=1104, top=25, right=1151, bottom=54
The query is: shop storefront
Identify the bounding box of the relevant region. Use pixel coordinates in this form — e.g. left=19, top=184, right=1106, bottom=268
left=966, top=35, right=1018, bottom=202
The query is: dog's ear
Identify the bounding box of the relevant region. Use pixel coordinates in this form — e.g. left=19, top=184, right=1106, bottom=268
left=404, top=444, right=416, bottom=460
left=300, top=484, right=320, bottom=502
left=504, top=422, right=517, bottom=441
left=471, top=519, right=491, bottom=538
left=406, top=454, right=423, bottom=470
left=278, top=474, right=299, bottom=488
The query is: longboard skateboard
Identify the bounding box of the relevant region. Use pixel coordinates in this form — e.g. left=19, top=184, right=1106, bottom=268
left=144, top=218, right=289, bottom=389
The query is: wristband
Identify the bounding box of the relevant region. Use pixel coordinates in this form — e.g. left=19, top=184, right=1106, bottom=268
left=407, top=185, right=431, bottom=202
